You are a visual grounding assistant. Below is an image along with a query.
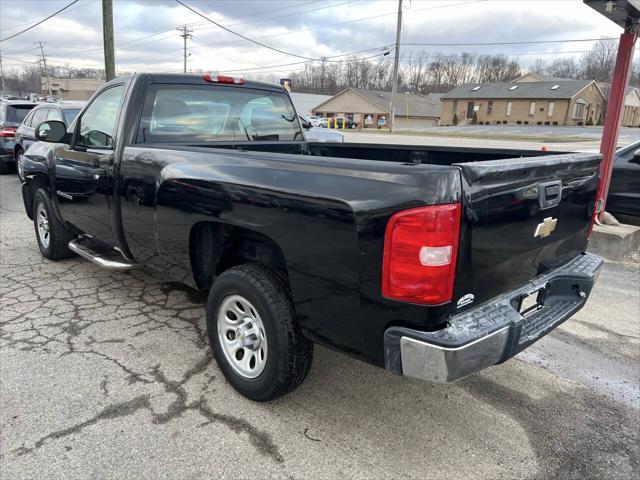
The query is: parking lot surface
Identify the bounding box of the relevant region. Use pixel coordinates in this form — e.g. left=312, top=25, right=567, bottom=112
left=1, top=174, right=639, bottom=479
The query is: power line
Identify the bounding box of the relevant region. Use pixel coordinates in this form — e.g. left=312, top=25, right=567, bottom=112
left=0, top=0, right=81, bottom=43
left=401, top=38, right=618, bottom=47
left=175, top=0, right=325, bottom=61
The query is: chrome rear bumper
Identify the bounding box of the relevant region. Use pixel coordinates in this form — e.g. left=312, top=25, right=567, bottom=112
left=384, top=253, right=603, bottom=383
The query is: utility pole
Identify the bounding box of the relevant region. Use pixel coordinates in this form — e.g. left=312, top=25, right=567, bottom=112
left=102, top=0, right=116, bottom=80
left=177, top=25, right=193, bottom=74
left=389, top=0, right=403, bottom=132
left=37, top=41, right=52, bottom=97
left=0, top=49, right=5, bottom=97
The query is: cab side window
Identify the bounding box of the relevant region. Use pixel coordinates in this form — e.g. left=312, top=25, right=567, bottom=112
left=76, top=85, right=124, bottom=149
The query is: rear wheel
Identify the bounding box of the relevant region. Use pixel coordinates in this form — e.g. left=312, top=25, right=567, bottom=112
left=207, top=263, right=313, bottom=401
left=33, top=189, right=75, bottom=260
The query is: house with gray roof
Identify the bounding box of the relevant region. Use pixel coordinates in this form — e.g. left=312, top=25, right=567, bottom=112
left=598, top=83, right=640, bottom=127
left=311, top=88, right=442, bottom=129
left=440, top=73, right=605, bottom=126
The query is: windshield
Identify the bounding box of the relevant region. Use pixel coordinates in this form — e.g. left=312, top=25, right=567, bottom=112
left=63, top=109, right=82, bottom=124
left=137, top=84, right=302, bottom=143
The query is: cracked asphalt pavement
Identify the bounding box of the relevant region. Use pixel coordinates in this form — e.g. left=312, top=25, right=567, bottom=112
left=1, top=174, right=639, bottom=479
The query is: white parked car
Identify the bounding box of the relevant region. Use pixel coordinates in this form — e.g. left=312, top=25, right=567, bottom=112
left=299, top=114, right=344, bottom=142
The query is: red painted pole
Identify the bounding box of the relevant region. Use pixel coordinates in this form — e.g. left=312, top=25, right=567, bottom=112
left=597, top=29, right=638, bottom=221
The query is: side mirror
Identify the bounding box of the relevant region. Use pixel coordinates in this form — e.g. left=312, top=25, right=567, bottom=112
left=35, top=121, right=69, bottom=143
left=302, top=120, right=312, bottom=130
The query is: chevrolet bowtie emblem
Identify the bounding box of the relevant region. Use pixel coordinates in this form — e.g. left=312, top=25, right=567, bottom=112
left=534, top=217, right=557, bottom=238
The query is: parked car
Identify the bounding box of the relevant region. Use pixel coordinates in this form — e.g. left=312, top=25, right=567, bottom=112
left=0, top=100, right=36, bottom=174
left=299, top=114, right=344, bottom=142
left=22, top=73, right=602, bottom=401
left=607, top=140, right=640, bottom=219
left=14, top=102, right=85, bottom=181
left=324, top=116, right=358, bottom=129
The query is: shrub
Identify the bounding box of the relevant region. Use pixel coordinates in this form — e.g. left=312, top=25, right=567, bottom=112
left=471, top=111, right=478, bottom=125
left=536, top=121, right=542, bottom=125
left=552, top=121, right=558, bottom=125
left=544, top=121, right=550, bottom=126
left=452, top=113, right=458, bottom=126
left=516, top=120, right=522, bottom=124
left=586, top=117, right=594, bottom=126
left=578, top=121, right=584, bottom=126
left=524, top=121, right=529, bottom=125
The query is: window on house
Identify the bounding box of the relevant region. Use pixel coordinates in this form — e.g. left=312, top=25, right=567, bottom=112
left=509, top=85, right=519, bottom=91
left=548, top=101, right=555, bottom=117
left=529, top=101, right=536, bottom=116
left=573, top=99, right=586, bottom=119
left=487, top=100, right=493, bottom=115
left=506, top=101, right=512, bottom=116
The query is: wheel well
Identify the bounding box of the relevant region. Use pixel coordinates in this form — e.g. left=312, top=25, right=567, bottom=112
left=190, top=222, right=288, bottom=291
left=22, top=175, right=48, bottom=220
left=14, top=145, right=22, bottom=159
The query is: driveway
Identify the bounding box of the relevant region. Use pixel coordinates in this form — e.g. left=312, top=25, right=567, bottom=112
left=1, top=175, right=638, bottom=479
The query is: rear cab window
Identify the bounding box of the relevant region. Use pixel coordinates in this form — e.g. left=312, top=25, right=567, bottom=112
left=3, top=104, right=35, bottom=123
left=136, top=84, right=302, bottom=143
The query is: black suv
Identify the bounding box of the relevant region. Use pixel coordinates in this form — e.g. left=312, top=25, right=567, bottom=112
left=14, top=102, right=84, bottom=181
left=0, top=100, right=36, bottom=174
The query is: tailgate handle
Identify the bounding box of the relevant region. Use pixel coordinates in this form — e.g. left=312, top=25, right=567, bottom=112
left=538, top=180, right=562, bottom=210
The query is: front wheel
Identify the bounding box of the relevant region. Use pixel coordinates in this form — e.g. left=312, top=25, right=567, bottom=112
left=33, top=189, right=75, bottom=260
left=16, top=150, right=25, bottom=182
left=207, top=263, right=313, bottom=401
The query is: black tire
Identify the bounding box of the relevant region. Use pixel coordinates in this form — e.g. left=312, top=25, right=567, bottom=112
left=0, top=160, right=14, bottom=174
left=33, top=189, right=75, bottom=260
left=14, top=148, right=25, bottom=182
left=207, top=263, right=313, bottom=401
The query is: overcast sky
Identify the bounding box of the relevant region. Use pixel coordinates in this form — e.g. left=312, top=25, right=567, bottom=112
left=0, top=0, right=632, bottom=80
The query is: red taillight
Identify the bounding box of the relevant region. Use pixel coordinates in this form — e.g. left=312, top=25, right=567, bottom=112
left=203, top=74, right=245, bottom=85
left=382, top=203, right=461, bottom=305
left=0, top=127, right=17, bottom=138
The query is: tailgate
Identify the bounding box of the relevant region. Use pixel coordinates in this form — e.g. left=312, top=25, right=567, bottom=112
left=452, top=153, right=600, bottom=310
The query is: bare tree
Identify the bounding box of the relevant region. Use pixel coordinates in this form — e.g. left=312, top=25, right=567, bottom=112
left=529, top=58, right=547, bottom=75
left=546, top=57, right=581, bottom=79
left=581, top=37, right=617, bottom=82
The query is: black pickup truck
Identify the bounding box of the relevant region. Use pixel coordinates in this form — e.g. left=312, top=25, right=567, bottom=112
left=21, top=74, right=603, bottom=401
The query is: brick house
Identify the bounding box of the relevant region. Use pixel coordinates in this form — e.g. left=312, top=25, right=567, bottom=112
left=312, top=88, right=441, bottom=129
left=599, top=83, right=640, bottom=127
left=440, top=73, right=606, bottom=126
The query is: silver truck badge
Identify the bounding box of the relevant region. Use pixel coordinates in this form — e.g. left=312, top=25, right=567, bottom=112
left=534, top=217, right=557, bottom=238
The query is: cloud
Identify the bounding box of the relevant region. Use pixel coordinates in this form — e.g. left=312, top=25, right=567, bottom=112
left=0, top=0, right=627, bottom=76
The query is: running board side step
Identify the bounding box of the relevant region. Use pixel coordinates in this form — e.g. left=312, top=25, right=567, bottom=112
left=68, top=238, right=137, bottom=271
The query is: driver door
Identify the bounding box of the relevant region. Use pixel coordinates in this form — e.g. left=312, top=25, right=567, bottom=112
left=54, top=84, right=125, bottom=244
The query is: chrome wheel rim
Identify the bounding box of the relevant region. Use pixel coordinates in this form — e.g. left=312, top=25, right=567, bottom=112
left=17, top=153, right=24, bottom=181
left=217, top=294, right=267, bottom=379
left=36, top=203, right=50, bottom=249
